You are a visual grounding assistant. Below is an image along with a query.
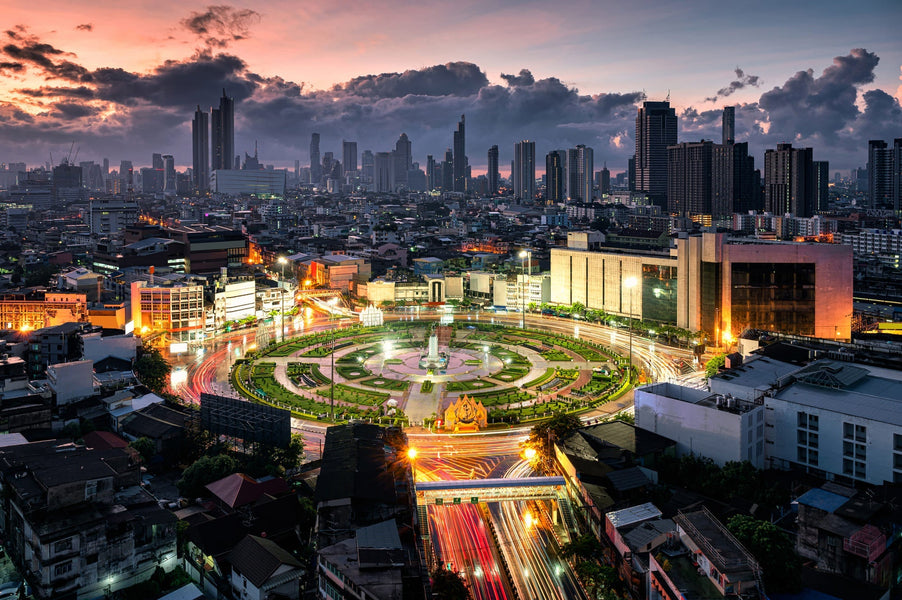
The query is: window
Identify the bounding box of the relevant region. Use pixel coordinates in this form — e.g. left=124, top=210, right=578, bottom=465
left=808, top=433, right=818, bottom=449
left=895, top=434, right=902, bottom=452
left=797, top=447, right=807, bottom=462
left=855, top=463, right=866, bottom=479
left=894, top=454, right=902, bottom=470
left=808, top=450, right=818, bottom=466
left=855, top=425, right=867, bottom=442
left=54, top=561, right=73, bottom=577
left=54, top=538, right=73, bottom=553
left=808, top=415, right=819, bottom=431
left=843, top=459, right=854, bottom=475
left=843, top=422, right=853, bottom=439
left=797, top=431, right=807, bottom=444
left=798, top=412, right=808, bottom=428
left=843, top=441, right=853, bottom=457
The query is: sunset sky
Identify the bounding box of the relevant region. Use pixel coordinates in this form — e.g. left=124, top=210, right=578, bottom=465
left=1, top=0, right=901, bottom=172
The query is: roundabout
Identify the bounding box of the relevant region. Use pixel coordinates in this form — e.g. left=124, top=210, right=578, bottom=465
left=229, top=319, right=634, bottom=430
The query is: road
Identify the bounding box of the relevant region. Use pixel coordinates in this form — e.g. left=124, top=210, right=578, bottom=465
left=168, top=309, right=704, bottom=597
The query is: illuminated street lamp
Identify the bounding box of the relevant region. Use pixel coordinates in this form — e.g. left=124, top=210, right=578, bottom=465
left=278, top=256, right=288, bottom=342
left=624, top=276, right=638, bottom=379
left=523, top=447, right=537, bottom=461
left=328, top=296, right=339, bottom=422
left=518, top=249, right=531, bottom=328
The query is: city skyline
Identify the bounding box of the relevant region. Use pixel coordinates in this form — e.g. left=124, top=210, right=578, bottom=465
left=0, top=1, right=900, bottom=172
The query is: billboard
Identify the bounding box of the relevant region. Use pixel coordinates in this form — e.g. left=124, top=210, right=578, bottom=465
left=200, top=393, right=291, bottom=447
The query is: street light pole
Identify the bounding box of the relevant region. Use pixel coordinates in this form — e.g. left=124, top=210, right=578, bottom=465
left=278, top=256, right=287, bottom=342
left=624, top=276, right=638, bottom=381
left=328, top=296, right=338, bottom=422
left=518, top=249, right=530, bottom=329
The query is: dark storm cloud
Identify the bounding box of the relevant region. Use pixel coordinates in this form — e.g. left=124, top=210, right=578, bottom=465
left=0, top=61, right=24, bottom=73
left=181, top=5, right=261, bottom=49
left=1, top=27, right=92, bottom=82
left=758, top=48, right=878, bottom=142
left=500, top=69, right=535, bottom=87
left=75, top=24, right=93, bottom=32
left=706, top=68, right=761, bottom=102
left=333, top=62, right=489, bottom=99
left=2, top=40, right=901, bottom=172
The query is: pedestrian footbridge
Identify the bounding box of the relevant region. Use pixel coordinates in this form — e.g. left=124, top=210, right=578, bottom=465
left=415, top=476, right=566, bottom=506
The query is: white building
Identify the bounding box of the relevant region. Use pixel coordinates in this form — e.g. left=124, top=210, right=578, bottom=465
left=766, top=360, right=902, bottom=485
left=647, top=355, right=902, bottom=486
left=47, top=360, right=96, bottom=406
left=213, top=280, right=256, bottom=329
left=634, top=382, right=766, bottom=468
left=497, top=273, right=551, bottom=311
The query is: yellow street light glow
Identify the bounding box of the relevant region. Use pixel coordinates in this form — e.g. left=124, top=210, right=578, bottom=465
left=407, top=447, right=418, bottom=460
left=524, top=447, right=537, bottom=461
left=278, top=256, right=287, bottom=265
left=524, top=512, right=534, bottom=529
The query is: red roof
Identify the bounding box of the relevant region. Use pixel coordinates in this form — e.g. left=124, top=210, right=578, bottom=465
left=205, top=473, right=289, bottom=509
left=83, top=431, right=129, bottom=450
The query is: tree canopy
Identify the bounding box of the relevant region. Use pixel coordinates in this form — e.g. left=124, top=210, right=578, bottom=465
left=177, top=454, right=239, bottom=498
left=728, top=514, right=801, bottom=593
left=134, top=346, right=171, bottom=394
left=430, top=567, right=470, bottom=600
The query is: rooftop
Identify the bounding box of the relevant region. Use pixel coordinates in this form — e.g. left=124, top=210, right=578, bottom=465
left=606, top=502, right=662, bottom=529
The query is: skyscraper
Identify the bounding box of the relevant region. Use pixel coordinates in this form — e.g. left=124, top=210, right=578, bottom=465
left=598, top=164, right=611, bottom=196
left=162, top=154, right=176, bottom=194
left=668, top=141, right=715, bottom=218
left=545, top=150, right=566, bottom=204
left=394, top=133, right=411, bottom=187
left=635, top=101, right=678, bottom=206
left=211, top=89, right=234, bottom=172
left=426, top=155, right=436, bottom=191
left=309, top=133, right=321, bottom=185
left=374, top=152, right=394, bottom=193
left=894, top=139, right=902, bottom=215
left=764, top=143, right=815, bottom=217
left=513, top=141, right=536, bottom=203
left=576, top=144, right=594, bottom=202
left=566, top=148, right=579, bottom=200
left=813, top=161, right=829, bottom=213
left=342, top=141, right=358, bottom=175
left=453, top=115, right=466, bottom=193
left=361, top=150, right=374, bottom=186
left=442, top=149, right=454, bottom=192
left=868, top=139, right=895, bottom=210
left=192, top=106, right=209, bottom=191
left=722, top=106, right=735, bottom=145
left=487, top=145, right=499, bottom=196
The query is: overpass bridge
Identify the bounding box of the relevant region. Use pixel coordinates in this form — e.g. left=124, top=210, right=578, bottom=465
left=415, top=476, right=578, bottom=543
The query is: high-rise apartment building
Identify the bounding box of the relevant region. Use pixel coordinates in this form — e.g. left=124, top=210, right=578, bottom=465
left=374, top=152, right=394, bottom=193
left=867, top=139, right=902, bottom=212
left=575, top=144, right=594, bottom=202
left=487, top=145, right=499, bottom=196
left=192, top=106, right=209, bottom=191
left=668, top=141, right=715, bottom=218
left=426, top=155, right=436, bottom=191
left=546, top=150, right=566, bottom=204
left=342, top=141, right=358, bottom=175
left=393, top=133, right=411, bottom=187
left=211, top=89, right=234, bottom=172
left=361, top=150, right=373, bottom=185
left=162, top=155, right=176, bottom=194
left=309, top=133, right=321, bottom=185
left=442, top=149, right=454, bottom=192
left=764, top=143, right=815, bottom=217
left=453, top=115, right=467, bottom=193
left=513, top=141, right=536, bottom=203
left=635, top=101, right=678, bottom=207
left=722, top=106, right=735, bottom=145
left=813, top=161, right=829, bottom=213
left=597, top=164, right=611, bottom=196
